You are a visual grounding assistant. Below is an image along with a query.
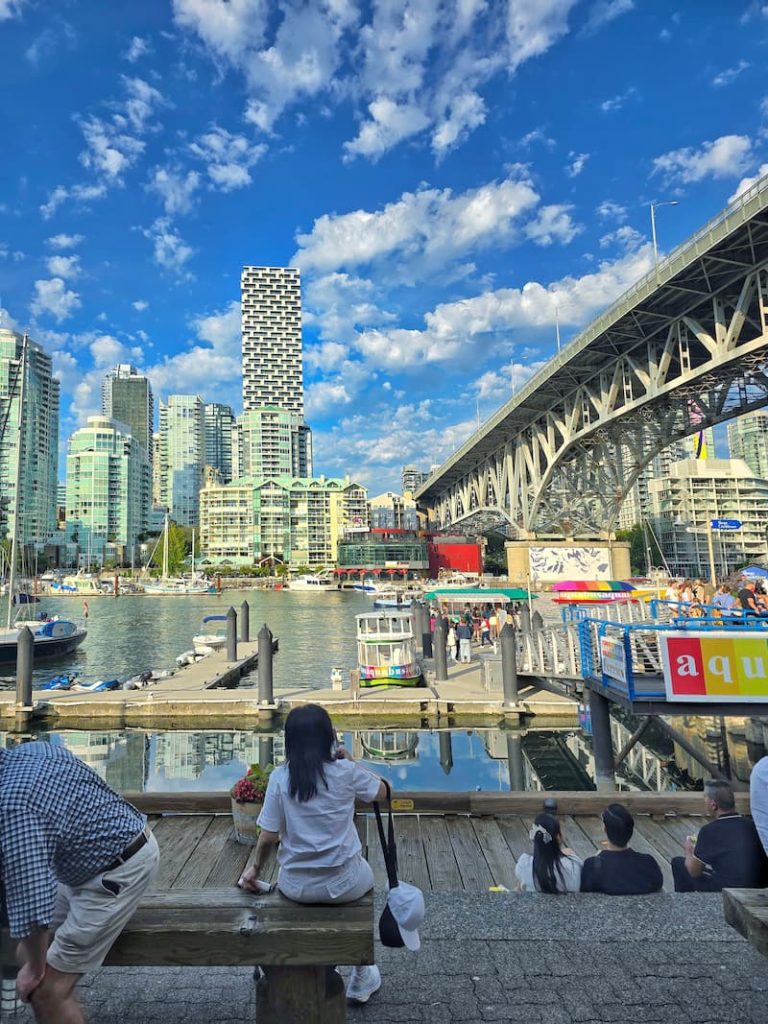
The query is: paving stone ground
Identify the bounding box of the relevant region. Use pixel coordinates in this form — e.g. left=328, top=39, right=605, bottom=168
left=5, top=893, right=767, bottom=1023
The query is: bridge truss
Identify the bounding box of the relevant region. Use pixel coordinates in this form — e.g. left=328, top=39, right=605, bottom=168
left=417, top=177, right=768, bottom=537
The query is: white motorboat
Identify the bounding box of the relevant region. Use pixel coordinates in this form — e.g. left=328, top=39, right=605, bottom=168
left=288, top=574, right=334, bottom=592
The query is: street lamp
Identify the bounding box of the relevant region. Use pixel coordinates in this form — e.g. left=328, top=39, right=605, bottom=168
left=552, top=298, right=574, bottom=353
left=650, top=200, right=679, bottom=266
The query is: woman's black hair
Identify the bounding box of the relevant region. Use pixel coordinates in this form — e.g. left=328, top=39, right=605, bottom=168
left=531, top=812, right=567, bottom=894
left=284, top=704, right=336, bottom=802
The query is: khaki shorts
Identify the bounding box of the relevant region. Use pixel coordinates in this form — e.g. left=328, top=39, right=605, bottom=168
left=48, top=831, right=159, bottom=975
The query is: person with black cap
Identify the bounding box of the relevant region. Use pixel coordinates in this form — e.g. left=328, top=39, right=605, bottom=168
left=580, top=803, right=663, bottom=895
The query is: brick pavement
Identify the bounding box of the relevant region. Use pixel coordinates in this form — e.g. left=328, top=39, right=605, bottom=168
left=6, top=893, right=767, bottom=1023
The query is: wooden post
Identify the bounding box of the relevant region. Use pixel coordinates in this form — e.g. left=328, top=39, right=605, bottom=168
left=256, top=966, right=346, bottom=1024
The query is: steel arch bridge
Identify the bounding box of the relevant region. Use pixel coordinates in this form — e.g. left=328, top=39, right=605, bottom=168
left=415, top=176, right=768, bottom=538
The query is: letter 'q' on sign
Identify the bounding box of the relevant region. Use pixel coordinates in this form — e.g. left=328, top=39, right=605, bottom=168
left=662, top=633, right=768, bottom=701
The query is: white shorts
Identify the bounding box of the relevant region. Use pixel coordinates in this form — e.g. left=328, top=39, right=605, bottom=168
left=278, top=855, right=374, bottom=904
left=48, top=831, right=159, bottom=975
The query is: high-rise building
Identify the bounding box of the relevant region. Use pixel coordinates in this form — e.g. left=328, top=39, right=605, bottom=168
left=65, top=416, right=150, bottom=561
left=151, top=430, right=163, bottom=508
left=727, top=411, right=768, bottom=480
left=158, top=395, right=205, bottom=526
left=402, top=466, right=430, bottom=496
left=0, top=328, right=59, bottom=545
left=204, top=402, right=235, bottom=483
left=102, top=365, right=153, bottom=463
left=240, top=266, right=312, bottom=478
left=649, top=458, right=768, bottom=577
left=241, top=266, right=304, bottom=413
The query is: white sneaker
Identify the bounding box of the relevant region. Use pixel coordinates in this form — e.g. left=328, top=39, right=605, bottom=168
left=346, top=965, right=381, bottom=1003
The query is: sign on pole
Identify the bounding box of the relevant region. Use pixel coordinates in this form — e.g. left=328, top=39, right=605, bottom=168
left=710, top=519, right=742, bottom=531
left=600, top=635, right=628, bottom=686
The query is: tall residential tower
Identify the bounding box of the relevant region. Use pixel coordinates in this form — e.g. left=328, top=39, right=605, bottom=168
left=102, top=364, right=154, bottom=463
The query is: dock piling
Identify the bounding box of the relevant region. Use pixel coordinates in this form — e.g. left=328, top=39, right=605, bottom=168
left=433, top=614, right=448, bottom=681
left=506, top=733, right=524, bottom=791
left=226, top=607, right=238, bottom=662
left=15, top=626, right=33, bottom=708
left=240, top=601, right=250, bottom=643
left=519, top=604, right=532, bottom=635
left=531, top=609, right=544, bottom=635
left=500, top=621, right=518, bottom=707
left=258, top=735, right=274, bottom=769
left=439, top=732, right=453, bottom=775
left=422, top=603, right=433, bottom=659
left=588, top=689, right=616, bottom=791
left=258, top=624, right=274, bottom=703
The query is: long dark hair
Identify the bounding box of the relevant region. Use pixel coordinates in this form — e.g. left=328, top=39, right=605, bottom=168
left=531, top=812, right=567, bottom=894
left=284, top=704, right=336, bottom=802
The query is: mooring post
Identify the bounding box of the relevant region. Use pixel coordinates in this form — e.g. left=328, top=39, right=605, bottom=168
left=433, top=613, right=448, bottom=681
left=258, top=734, right=274, bottom=769
left=439, top=731, right=453, bottom=775
left=531, top=609, right=544, bottom=635
left=240, top=600, right=250, bottom=643
left=506, top=732, right=525, bottom=791
left=588, top=688, right=616, bottom=790
left=500, top=621, right=518, bottom=707
left=258, top=623, right=274, bottom=703
left=519, top=603, right=532, bottom=635
left=422, top=605, right=433, bottom=659
left=15, top=626, right=33, bottom=708
left=226, top=606, right=238, bottom=662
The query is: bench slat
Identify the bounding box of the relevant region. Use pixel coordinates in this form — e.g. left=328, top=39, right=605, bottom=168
left=723, top=888, right=768, bottom=958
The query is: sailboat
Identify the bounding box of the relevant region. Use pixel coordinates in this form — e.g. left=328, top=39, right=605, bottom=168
left=142, top=515, right=212, bottom=595
left=0, top=334, right=86, bottom=665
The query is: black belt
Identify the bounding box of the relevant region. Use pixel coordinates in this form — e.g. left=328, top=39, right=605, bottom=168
left=104, top=828, right=150, bottom=872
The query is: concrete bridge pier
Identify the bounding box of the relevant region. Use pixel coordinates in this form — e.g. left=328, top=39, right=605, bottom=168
left=588, top=689, right=616, bottom=791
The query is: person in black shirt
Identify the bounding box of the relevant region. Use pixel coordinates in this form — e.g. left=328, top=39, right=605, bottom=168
left=738, top=581, right=764, bottom=616
left=671, top=779, right=768, bottom=892
left=581, top=803, right=663, bottom=895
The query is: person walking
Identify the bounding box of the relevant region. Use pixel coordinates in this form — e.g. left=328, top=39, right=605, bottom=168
left=446, top=621, right=457, bottom=661
left=240, top=705, right=388, bottom=1004
left=456, top=619, right=473, bottom=663
left=0, top=741, right=160, bottom=1024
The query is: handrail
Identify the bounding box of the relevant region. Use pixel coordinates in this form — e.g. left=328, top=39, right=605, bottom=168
left=419, top=170, right=768, bottom=491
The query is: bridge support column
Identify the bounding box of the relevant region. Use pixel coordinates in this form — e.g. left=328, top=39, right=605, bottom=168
left=588, top=689, right=616, bottom=791
left=506, top=733, right=525, bottom=792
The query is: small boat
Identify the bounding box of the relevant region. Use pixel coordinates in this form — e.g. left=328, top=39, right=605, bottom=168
left=41, top=672, right=79, bottom=691
left=356, top=611, right=422, bottom=687
left=288, top=574, right=334, bottom=592
left=71, top=678, right=121, bottom=693
left=352, top=581, right=379, bottom=593
left=13, top=591, right=40, bottom=604
left=192, top=615, right=228, bottom=654
left=176, top=649, right=208, bottom=666
left=372, top=589, right=415, bottom=609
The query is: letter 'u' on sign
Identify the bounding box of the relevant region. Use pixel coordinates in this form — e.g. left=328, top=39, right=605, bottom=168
left=700, top=638, right=737, bottom=695
left=736, top=638, right=768, bottom=696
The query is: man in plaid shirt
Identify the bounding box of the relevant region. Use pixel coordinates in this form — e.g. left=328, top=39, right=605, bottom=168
left=0, top=741, right=159, bottom=1024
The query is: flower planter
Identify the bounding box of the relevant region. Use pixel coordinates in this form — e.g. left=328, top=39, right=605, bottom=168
left=231, top=799, right=263, bottom=845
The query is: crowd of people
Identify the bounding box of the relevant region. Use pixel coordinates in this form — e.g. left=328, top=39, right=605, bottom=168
left=664, top=576, right=768, bottom=619
left=435, top=601, right=519, bottom=663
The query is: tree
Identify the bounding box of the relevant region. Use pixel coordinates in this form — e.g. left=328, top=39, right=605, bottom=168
left=615, top=524, right=663, bottom=576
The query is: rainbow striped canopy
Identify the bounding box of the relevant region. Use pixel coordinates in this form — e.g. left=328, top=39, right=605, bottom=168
left=551, top=580, right=634, bottom=592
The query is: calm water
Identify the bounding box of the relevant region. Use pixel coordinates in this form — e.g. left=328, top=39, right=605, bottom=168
left=0, top=589, right=373, bottom=688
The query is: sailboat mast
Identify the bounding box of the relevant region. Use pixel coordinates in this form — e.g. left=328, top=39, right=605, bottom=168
left=6, top=335, right=27, bottom=629
left=163, top=513, right=169, bottom=580
left=191, top=528, right=195, bottom=577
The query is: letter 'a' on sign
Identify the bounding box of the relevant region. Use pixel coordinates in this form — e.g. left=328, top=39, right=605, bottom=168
left=660, top=632, right=768, bottom=702
left=665, top=637, right=705, bottom=695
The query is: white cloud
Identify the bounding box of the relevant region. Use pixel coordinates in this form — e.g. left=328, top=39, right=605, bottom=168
left=124, top=36, right=151, bottom=62
left=25, top=20, right=77, bottom=67
left=728, top=163, right=768, bottom=203
left=431, top=90, right=487, bottom=158
left=90, top=334, right=127, bottom=367
left=146, top=300, right=242, bottom=397
left=565, top=151, right=589, bottom=177
left=343, top=98, right=430, bottom=162
left=600, top=85, right=637, bottom=112
left=350, top=244, right=654, bottom=369
left=47, top=233, right=84, bottom=249
left=148, top=166, right=201, bottom=216
left=294, top=173, right=540, bottom=276
left=141, top=218, right=194, bottom=277
left=712, top=60, right=750, bottom=88
left=581, top=0, right=634, bottom=35
left=30, top=278, right=82, bottom=322
left=520, top=127, right=556, bottom=149
left=596, top=200, right=627, bottom=221
left=46, top=254, right=81, bottom=279
left=524, top=204, right=581, bottom=246
left=0, top=0, right=25, bottom=19
left=40, top=183, right=107, bottom=219
left=506, top=0, right=578, bottom=72
left=189, top=125, right=266, bottom=190
left=653, top=134, right=752, bottom=184
left=304, top=273, right=396, bottom=344
left=172, top=0, right=269, bottom=67
left=599, top=225, right=644, bottom=250
left=133, top=300, right=149, bottom=312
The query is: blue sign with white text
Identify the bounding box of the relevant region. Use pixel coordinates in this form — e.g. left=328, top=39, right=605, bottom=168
left=710, top=519, right=742, bottom=531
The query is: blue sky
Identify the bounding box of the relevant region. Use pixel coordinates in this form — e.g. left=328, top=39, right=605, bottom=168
left=1, top=0, right=767, bottom=492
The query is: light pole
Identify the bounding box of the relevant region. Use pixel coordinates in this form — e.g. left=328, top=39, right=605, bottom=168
left=553, top=299, right=574, bottom=353
left=650, top=200, right=679, bottom=266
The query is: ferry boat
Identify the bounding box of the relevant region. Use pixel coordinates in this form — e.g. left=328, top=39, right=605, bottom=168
left=356, top=610, right=422, bottom=687
left=288, top=574, right=334, bottom=592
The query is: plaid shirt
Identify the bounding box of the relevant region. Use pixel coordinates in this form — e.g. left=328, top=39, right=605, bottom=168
left=0, top=741, right=145, bottom=938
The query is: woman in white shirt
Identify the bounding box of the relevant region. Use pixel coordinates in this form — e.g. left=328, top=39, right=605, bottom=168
left=515, top=813, right=583, bottom=894
left=239, top=704, right=388, bottom=1004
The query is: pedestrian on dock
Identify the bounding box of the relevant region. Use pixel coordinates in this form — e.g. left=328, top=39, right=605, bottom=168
left=580, top=804, right=662, bottom=895
left=671, top=780, right=768, bottom=892
left=456, top=618, right=472, bottom=663
left=514, top=813, right=582, bottom=894
left=0, top=741, right=159, bottom=1024
left=239, top=704, right=389, bottom=1005
left=446, top=620, right=457, bottom=661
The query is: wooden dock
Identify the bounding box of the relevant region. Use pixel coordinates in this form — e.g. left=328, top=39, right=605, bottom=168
left=133, top=791, right=748, bottom=896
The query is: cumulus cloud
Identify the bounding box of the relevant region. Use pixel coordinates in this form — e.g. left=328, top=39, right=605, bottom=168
left=565, top=151, right=589, bottom=177
left=46, top=254, right=81, bottom=279
left=581, top=0, right=633, bottom=35
left=124, top=36, right=151, bottom=62
left=524, top=204, right=581, bottom=246
left=133, top=299, right=149, bottom=312
left=146, top=300, right=242, bottom=397
left=47, top=233, right=84, bottom=249
left=148, top=166, right=201, bottom=216
left=344, top=98, right=430, bottom=161
left=596, top=200, right=627, bottom=221
left=728, top=163, right=768, bottom=203
left=0, top=0, right=25, bottom=19
left=712, top=60, right=750, bottom=88
left=41, top=183, right=107, bottom=219
left=653, top=134, right=752, bottom=184
left=304, top=273, right=396, bottom=345
left=141, top=218, right=194, bottom=277
left=30, top=278, right=82, bottom=322
left=600, top=86, right=637, bottom=112
left=189, top=125, right=266, bottom=190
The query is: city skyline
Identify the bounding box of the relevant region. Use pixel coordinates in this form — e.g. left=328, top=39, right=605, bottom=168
left=1, top=3, right=767, bottom=492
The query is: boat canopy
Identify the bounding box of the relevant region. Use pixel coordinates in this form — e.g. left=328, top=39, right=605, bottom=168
left=424, top=587, right=534, bottom=603
left=202, top=615, right=228, bottom=623
left=551, top=580, right=633, bottom=592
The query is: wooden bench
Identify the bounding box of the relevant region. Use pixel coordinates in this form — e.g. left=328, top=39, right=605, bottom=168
left=2, top=888, right=374, bottom=1024
left=723, top=888, right=768, bottom=958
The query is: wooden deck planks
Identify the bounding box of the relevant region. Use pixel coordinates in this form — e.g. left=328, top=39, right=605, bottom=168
left=471, top=817, right=518, bottom=890
left=174, top=815, right=235, bottom=889
left=394, top=817, right=432, bottom=892
left=419, top=817, right=463, bottom=891
left=447, top=816, right=494, bottom=892
left=152, top=815, right=212, bottom=890
left=495, top=815, right=532, bottom=863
